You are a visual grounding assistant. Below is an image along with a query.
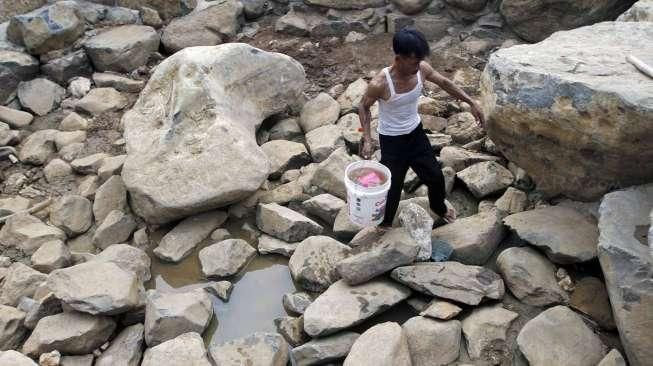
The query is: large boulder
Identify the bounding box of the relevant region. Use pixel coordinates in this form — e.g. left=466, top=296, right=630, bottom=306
left=84, top=25, right=160, bottom=73
left=462, top=305, right=519, bottom=363
left=598, top=184, right=653, bottom=366
left=0, top=350, right=38, bottom=366
left=0, top=0, right=46, bottom=23
left=21, top=312, right=116, bottom=358
left=256, top=203, right=323, bottom=242
left=503, top=206, right=599, bottom=264
left=161, top=0, right=243, bottom=54
left=46, top=261, right=143, bottom=315
left=500, top=0, right=636, bottom=42
left=0, top=213, right=66, bottom=255
left=0, top=50, right=39, bottom=104
left=7, top=3, right=85, bottom=55
left=290, top=331, right=359, bottom=366
left=343, top=322, right=411, bottom=366
left=481, top=22, right=653, bottom=200
left=141, top=332, right=211, bottom=366
left=289, top=236, right=350, bottom=292
left=391, top=262, right=504, bottom=305
left=199, top=238, right=256, bottom=278
left=153, top=210, right=227, bottom=262
left=17, top=78, right=65, bottom=116
left=0, top=305, right=28, bottom=350
left=121, top=44, right=305, bottom=224
left=402, top=316, right=461, bottom=366
left=95, top=323, right=144, bottom=366
left=517, top=306, right=606, bottom=366
left=0, top=263, right=47, bottom=306
left=144, top=289, right=213, bottom=347
left=303, top=279, right=411, bottom=337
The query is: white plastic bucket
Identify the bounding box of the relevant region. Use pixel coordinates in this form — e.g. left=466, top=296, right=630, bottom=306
left=344, top=160, right=392, bottom=227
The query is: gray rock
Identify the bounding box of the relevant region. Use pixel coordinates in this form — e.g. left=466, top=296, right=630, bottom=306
left=40, top=50, right=92, bottom=85
left=30, top=240, right=71, bottom=274
left=19, top=129, right=58, bottom=166
left=333, top=206, right=364, bottom=241
left=445, top=112, right=484, bottom=144
left=47, top=261, right=142, bottom=315
left=144, top=289, right=213, bottom=347
left=289, top=235, right=350, bottom=292
left=275, top=9, right=310, bottom=37
left=391, top=262, right=504, bottom=305
left=50, top=195, right=92, bottom=237
left=0, top=105, right=33, bottom=129
left=7, top=3, right=85, bottom=55
left=457, top=161, right=514, bottom=199
left=495, top=187, right=528, bottom=214
left=256, top=203, right=323, bottom=242
left=54, top=130, right=87, bottom=150
left=210, top=228, right=231, bottom=241
left=311, top=147, right=356, bottom=200
left=432, top=211, right=506, bottom=265
left=597, top=184, right=653, bottom=366
left=0, top=196, right=30, bottom=218
left=462, top=304, right=519, bottom=362
left=21, top=311, right=116, bottom=358
left=0, top=262, right=46, bottom=306
left=95, top=323, right=144, bottom=366
left=618, top=0, right=653, bottom=22
left=302, top=193, right=346, bottom=225
left=517, top=305, right=606, bottom=366
left=0, top=305, right=27, bottom=350
left=282, top=292, right=313, bottom=315
left=93, top=244, right=151, bottom=283
left=20, top=293, right=61, bottom=330
left=199, top=239, right=256, bottom=278
left=597, top=349, right=627, bottom=366
left=161, top=0, right=243, bottom=53
left=122, top=44, right=305, bottom=224
left=261, top=140, right=311, bottom=179
left=17, top=78, right=64, bottom=116
left=570, top=276, right=616, bottom=330
left=337, top=78, right=367, bottom=115
left=257, top=234, right=298, bottom=257
left=305, top=125, right=345, bottom=163
left=43, top=159, right=73, bottom=182
left=398, top=203, right=433, bottom=261
left=84, top=25, right=159, bottom=72
left=344, top=322, right=411, bottom=366
left=482, top=22, right=653, bottom=199
left=77, top=175, right=100, bottom=199
left=67, top=77, right=91, bottom=99
left=419, top=300, right=462, bottom=320
left=304, top=0, right=386, bottom=10
left=209, top=332, right=289, bottom=366
left=275, top=316, right=310, bottom=347
left=403, top=316, right=461, bottom=366
left=303, top=278, right=411, bottom=337
left=269, top=117, right=303, bottom=141
left=60, top=354, right=93, bottom=366
left=141, top=332, right=211, bottom=366
left=0, top=50, right=39, bottom=104
left=0, top=350, right=38, bottom=365
left=291, top=331, right=359, bottom=366
left=93, top=175, right=127, bottom=223
left=504, top=206, right=599, bottom=263
left=75, top=87, right=128, bottom=115
left=153, top=210, right=227, bottom=263
left=439, top=146, right=502, bottom=172
left=71, top=153, right=109, bottom=175
left=92, top=72, right=144, bottom=93
left=202, top=281, right=233, bottom=301
left=93, top=210, right=137, bottom=250
left=500, top=0, right=633, bottom=42
left=98, top=155, right=126, bottom=182
left=300, top=92, right=340, bottom=133
left=336, top=229, right=418, bottom=285
left=497, top=246, right=569, bottom=306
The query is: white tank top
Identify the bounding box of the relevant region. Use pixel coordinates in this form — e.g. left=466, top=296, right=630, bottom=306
left=378, top=67, right=422, bottom=136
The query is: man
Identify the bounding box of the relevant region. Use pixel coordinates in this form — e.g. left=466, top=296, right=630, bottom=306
left=358, top=27, right=485, bottom=227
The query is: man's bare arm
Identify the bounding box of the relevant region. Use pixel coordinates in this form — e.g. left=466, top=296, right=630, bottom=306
left=421, top=62, right=485, bottom=127
left=357, top=77, right=384, bottom=158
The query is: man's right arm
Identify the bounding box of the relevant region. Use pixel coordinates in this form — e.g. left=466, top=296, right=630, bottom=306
left=358, top=78, right=383, bottom=159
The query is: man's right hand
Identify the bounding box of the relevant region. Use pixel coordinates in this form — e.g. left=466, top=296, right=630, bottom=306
left=359, top=137, right=374, bottom=160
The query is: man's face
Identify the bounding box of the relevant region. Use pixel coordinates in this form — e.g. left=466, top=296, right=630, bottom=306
left=396, top=54, right=423, bottom=75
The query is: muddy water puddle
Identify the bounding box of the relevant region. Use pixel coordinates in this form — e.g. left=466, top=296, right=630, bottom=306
left=144, top=215, right=416, bottom=349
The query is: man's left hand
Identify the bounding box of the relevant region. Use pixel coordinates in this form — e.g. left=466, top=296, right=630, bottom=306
left=470, top=101, right=485, bottom=129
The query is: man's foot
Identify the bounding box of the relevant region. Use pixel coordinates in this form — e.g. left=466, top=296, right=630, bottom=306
left=443, top=200, right=456, bottom=224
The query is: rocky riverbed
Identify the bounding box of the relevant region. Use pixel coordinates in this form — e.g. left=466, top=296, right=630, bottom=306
left=0, top=0, right=651, bottom=365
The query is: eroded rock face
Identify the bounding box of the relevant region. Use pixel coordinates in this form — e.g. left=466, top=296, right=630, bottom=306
left=500, top=0, right=636, bottom=42
left=121, top=43, right=305, bottom=224
left=481, top=22, right=653, bottom=200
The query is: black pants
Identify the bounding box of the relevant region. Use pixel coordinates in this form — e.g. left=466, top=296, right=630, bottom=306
left=379, top=123, right=447, bottom=226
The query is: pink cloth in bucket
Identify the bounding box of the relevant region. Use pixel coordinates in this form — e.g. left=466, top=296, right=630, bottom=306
left=356, top=171, right=384, bottom=188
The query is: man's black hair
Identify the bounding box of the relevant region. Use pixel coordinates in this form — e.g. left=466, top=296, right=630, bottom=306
left=393, top=27, right=430, bottom=59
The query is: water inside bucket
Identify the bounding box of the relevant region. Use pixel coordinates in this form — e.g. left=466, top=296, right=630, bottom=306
left=348, top=167, right=388, bottom=188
